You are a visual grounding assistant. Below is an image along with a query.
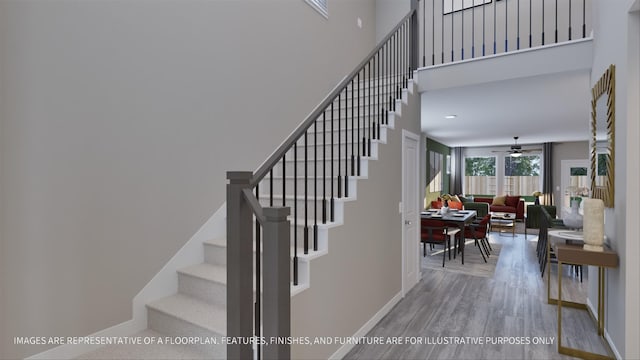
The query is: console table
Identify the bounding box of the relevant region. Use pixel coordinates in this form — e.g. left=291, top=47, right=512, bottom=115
left=555, top=243, right=618, bottom=360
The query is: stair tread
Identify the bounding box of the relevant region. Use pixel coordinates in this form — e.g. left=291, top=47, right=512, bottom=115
left=77, top=329, right=212, bottom=360
left=178, top=263, right=226, bottom=284
left=147, top=294, right=226, bottom=336
left=203, top=237, right=226, bottom=247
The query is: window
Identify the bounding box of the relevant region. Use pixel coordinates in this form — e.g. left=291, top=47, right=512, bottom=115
left=304, top=0, right=328, bottom=18
left=429, top=151, right=444, bottom=192
left=504, top=155, right=541, bottom=196
left=464, top=156, right=496, bottom=195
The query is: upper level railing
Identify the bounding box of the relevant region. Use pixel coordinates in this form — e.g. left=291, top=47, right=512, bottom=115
left=226, top=8, right=418, bottom=360
left=418, top=0, right=591, bottom=67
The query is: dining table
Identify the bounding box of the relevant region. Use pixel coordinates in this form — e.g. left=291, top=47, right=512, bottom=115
left=421, top=209, right=477, bottom=263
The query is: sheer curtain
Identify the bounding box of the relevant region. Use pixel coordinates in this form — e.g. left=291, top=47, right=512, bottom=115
left=542, top=142, right=554, bottom=205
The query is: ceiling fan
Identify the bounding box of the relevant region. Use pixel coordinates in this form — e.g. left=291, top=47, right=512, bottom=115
left=493, top=136, right=542, bottom=157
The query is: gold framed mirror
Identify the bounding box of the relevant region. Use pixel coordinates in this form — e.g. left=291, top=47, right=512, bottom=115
left=590, top=64, right=615, bottom=207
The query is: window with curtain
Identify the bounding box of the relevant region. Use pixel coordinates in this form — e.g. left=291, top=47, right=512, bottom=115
left=504, top=155, right=541, bottom=196
left=464, top=156, right=496, bottom=195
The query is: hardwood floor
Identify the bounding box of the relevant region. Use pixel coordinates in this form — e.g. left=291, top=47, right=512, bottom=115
left=345, top=232, right=610, bottom=359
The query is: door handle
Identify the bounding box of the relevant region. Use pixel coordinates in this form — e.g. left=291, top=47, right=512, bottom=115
left=405, top=220, right=412, bottom=225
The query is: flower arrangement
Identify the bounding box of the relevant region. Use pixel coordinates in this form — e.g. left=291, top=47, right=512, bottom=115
left=440, top=194, right=452, bottom=208
left=532, top=191, right=542, bottom=197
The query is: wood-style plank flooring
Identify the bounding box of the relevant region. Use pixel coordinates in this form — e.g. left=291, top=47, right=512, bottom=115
left=345, top=232, right=610, bottom=359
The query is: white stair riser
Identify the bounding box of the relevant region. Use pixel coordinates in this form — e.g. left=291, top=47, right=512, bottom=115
left=177, top=273, right=226, bottom=306
left=146, top=309, right=225, bottom=358
left=204, top=243, right=226, bottom=266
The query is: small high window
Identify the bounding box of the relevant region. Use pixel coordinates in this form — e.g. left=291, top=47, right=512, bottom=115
left=305, top=0, right=328, bottom=18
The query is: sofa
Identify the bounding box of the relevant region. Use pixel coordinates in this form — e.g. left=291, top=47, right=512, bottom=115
left=429, top=195, right=524, bottom=220
left=473, top=196, right=525, bottom=220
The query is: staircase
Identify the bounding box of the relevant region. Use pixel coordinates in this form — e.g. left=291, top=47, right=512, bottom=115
left=78, top=73, right=413, bottom=360
left=78, top=10, right=417, bottom=360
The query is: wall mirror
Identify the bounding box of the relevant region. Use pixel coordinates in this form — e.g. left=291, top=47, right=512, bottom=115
left=590, top=64, right=615, bottom=207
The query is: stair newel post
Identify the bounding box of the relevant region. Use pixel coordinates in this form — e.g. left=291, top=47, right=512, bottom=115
left=262, top=207, right=291, bottom=360
left=226, top=171, right=255, bottom=360
left=356, top=71, right=361, bottom=177
left=329, top=101, right=335, bottom=223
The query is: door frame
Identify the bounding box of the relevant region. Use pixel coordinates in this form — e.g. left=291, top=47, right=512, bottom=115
left=402, top=130, right=421, bottom=296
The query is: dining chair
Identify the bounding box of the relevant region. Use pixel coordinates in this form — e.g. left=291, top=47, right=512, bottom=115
left=421, top=218, right=450, bottom=267
left=464, top=214, right=491, bottom=263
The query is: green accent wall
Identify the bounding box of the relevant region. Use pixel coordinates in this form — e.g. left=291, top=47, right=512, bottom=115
left=425, top=138, right=451, bottom=208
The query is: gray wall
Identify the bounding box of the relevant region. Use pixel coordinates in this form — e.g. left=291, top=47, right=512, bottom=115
left=590, top=1, right=640, bottom=357
left=376, top=0, right=411, bottom=43
left=291, top=81, right=423, bottom=360
left=0, top=0, right=377, bottom=358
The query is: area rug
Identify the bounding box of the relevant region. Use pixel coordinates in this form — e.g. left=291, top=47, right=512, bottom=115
left=420, top=240, right=501, bottom=278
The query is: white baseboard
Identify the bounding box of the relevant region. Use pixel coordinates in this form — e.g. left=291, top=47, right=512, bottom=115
left=586, top=298, right=622, bottom=360
left=328, top=291, right=403, bottom=360
left=26, top=204, right=227, bottom=360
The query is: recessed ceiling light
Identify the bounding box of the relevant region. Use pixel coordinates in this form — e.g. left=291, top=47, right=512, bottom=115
left=445, top=115, right=457, bottom=119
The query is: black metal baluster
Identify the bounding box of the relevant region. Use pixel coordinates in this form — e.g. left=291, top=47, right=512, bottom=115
left=255, top=184, right=261, bottom=360
left=432, top=0, right=435, bottom=65
left=542, top=0, right=545, bottom=45
left=472, top=0, right=475, bottom=58
left=483, top=0, right=486, bottom=56
left=330, top=102, right=334, bottom=223
left=344, top=83, right=349, bottom=197
left=529, top=0, right=532, bottom=47
left=357, top=71, right=360, bottom=177
left=293, top=143, right=298, bottom=286
left=376, top=51, right=381, bottom=135
left=555, top=0, right=558, bottom=43
left=461, top=1, right=464, bottom=60
left=493, top=0, right=497, bottom=53
left=451, top=0, right=454, bottom=62
left=367, top=61, right=372, bottom=157
left=351, top=78, right=355, bottom=177
left=282, top=155, right=286, bottom=207
left=388, top=40, right=392, bottom=117
left=582, top=0, right=586, bottom=38
left=337, top=94, right=341, bottom=199
left=322, top=113, right=326, bottom=224
left=314, top=117, right=318, bottom=251
left=569, top=0, right=572, bottom=40
left=517, top=0, right=520, bottom=49
left=304, top=131, right=308, bottom=255
left=269, top=169, right=273, bottom=207
left=505, top=0, right=508, bottom=52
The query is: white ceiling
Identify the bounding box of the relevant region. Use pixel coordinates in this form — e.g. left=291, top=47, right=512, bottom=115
left=421, top=69, right=592, bottom=148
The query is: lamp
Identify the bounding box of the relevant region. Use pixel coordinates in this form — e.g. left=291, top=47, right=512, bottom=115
left=510, top=152, right=522, bottom=157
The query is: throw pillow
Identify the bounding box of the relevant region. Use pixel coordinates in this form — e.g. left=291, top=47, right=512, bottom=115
left=505, top=195, right=520, bottom=208
left=491, top=195, right=507, bottom=206
left=449, top=201, right=463, bottom=210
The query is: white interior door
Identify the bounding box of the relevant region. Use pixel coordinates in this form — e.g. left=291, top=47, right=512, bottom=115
left=402, top=130, right=420, bottom=295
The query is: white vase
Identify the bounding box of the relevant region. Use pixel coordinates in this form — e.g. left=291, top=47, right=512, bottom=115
left=563, top=199, right=584, bottom=229
left=440, top=206, right=449, bottom=214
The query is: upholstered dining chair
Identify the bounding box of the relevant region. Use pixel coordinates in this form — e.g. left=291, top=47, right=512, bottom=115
left=464, top=214, right=491, bottom=263
left=421, top=219, right=450, bottom=267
